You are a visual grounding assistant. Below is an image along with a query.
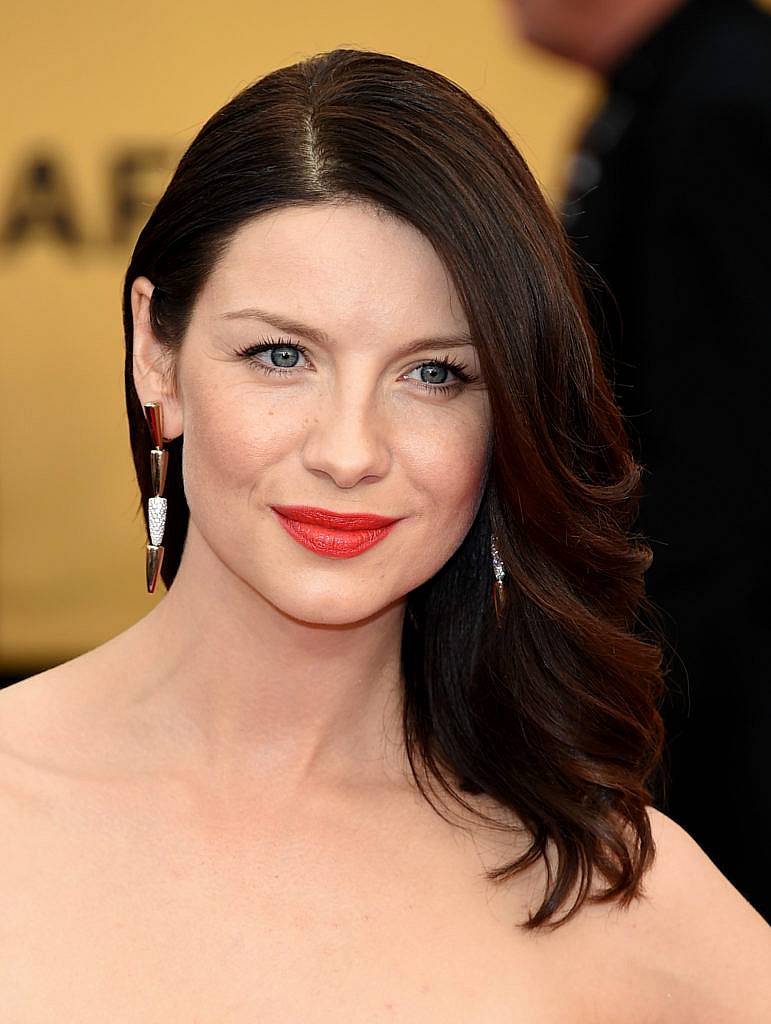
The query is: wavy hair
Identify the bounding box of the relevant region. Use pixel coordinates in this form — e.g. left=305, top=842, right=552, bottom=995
left=122, top=48, right=666, bottom=930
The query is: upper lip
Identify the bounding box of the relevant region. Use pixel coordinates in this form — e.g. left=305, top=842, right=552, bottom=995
left=271, top=505, right=401, bottom=530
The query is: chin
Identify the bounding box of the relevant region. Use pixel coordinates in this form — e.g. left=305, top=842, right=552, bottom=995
left=283, top=604, right=393, bottom=629
left=269, top=586, right=401, bottom=629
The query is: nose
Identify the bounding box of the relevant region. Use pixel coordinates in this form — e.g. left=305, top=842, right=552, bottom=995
left=300, top=383, right=392, bottom=488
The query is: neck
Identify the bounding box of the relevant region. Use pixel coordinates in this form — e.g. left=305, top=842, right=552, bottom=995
left=105, top=522, right=413, bottom=798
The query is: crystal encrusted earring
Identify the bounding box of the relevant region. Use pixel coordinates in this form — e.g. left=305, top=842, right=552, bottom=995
left=491, top=533, right=507, bottom=627
left=143, top=401, right=168, bottom=594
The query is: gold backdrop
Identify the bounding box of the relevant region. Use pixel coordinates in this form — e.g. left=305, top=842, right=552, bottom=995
left=0, top=1, right=597, bottom=670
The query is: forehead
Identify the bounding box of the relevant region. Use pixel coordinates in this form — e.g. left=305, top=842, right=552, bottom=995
left=198, top=202, right=469, bottom=337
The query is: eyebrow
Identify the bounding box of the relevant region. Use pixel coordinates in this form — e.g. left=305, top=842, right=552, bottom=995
left=221, top=306, right=475, bottom=355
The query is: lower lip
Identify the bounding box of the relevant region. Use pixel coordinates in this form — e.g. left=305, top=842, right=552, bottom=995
left=272, top=511, right=397, bottom=559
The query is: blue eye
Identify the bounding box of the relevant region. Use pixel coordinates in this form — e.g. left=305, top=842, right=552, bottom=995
left=267, top=345, right=301, bottom=368
left=406, top=357, right=479, bottom=395
left=232, top=337, right=480, bottom=397
left=415, top=363, right=451, bottom=385
left=233, top=337, right=309, bottom=374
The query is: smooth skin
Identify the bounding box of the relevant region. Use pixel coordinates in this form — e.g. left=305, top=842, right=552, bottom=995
left=125, top=199, right=493, bottom=796
left=0, top=201, right=768, bottom=1020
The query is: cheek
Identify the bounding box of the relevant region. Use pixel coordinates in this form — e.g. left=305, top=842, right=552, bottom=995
left=399, top=409, right=491, bottom=555
left=178, top=373, right=491, bottom=602
left=179, top=387, right=306, bottom=519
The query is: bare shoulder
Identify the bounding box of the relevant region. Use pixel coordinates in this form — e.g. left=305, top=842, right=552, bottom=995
left=621, top=806, right=771, bottom=1021
left=0, top=660, right=76, bottom=724
left=0, top=659, right=86, bottom=709
left=0, top=622, right=155, bottom=774
left=642, top=806, right=769, bottom=936
left=0, top=656, right=107, bottom=775
left=0, top=668, right=61, bottom=753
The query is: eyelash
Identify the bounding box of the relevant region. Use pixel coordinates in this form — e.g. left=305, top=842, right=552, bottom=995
left=232, top=336, right=480, bottom=396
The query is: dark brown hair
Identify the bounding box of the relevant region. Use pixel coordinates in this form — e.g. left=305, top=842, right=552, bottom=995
left=122, top=48, right=666, bottom=930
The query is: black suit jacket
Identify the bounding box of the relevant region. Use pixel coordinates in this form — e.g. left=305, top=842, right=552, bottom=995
left=562, top=0, right=771, bottom=919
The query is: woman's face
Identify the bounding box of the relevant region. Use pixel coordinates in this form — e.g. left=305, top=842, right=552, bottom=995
left=151, top=201, right=492, bottom=624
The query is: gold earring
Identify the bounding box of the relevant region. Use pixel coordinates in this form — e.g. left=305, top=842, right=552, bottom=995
left=143, top=402, right=168, bottom=593
left=491, top=534, right=507, bottom=627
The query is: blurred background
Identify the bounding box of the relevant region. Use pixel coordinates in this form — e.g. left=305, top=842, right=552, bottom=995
left=0, top=0, right=596, bottom=673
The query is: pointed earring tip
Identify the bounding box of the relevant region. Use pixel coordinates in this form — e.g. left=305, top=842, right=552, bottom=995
left=146, top=544, right=165, bottom=593
left=493, top=580, right=507, bottom=626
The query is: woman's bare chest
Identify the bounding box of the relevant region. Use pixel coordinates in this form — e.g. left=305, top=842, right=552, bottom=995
left=0, top=769, right=575, bottom=1023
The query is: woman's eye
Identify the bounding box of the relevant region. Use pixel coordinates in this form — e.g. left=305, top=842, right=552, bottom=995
left=266, top=345, right=303, bottom=368
left=405, top=359, right=475, bottom=394
left=234, top=339, right=478, bottom=395
left=410, top=363, right=452, bottom=385
left=234, top=339, right=310, bottom=374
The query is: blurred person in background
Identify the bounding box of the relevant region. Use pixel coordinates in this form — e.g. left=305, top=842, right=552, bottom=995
left=502, top=0, right=771, bottom=921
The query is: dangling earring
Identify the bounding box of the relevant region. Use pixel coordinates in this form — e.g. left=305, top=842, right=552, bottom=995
left=491, top=533, right=507, bottom=627
left=143, top=401, right=168, bottom=594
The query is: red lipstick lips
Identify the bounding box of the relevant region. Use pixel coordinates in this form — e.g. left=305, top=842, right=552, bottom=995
left=271, top=505, right=400, bottom=559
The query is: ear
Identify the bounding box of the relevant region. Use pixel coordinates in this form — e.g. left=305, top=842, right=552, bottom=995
left=130, top=275, right=184, bottom=441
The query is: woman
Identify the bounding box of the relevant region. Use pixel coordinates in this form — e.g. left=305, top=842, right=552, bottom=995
left=0, top=48, right=768, bottom=1020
